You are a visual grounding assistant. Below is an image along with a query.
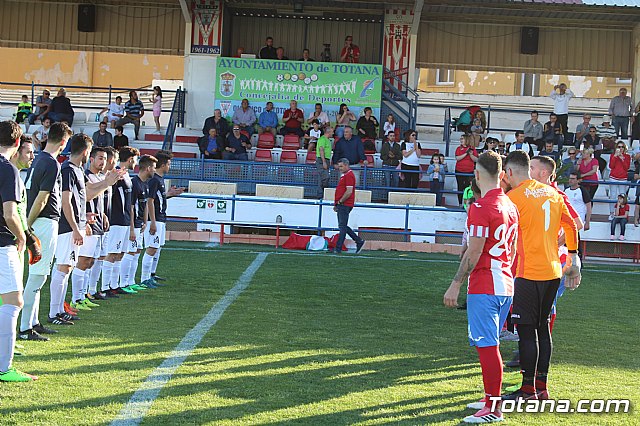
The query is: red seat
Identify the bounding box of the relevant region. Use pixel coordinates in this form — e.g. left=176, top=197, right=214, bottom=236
left=363, top=138, right=376, bottom=154
left=240, top=130, right=250, bottom=139
left=282, top=134, right=300, bottom=150
left=254, top=149, right=272, bottom=162
left=257, top=133, right=275, bottom=149
left=280, top=150, right=298, bottom=163
left=305, top=151, right=317, bottom=164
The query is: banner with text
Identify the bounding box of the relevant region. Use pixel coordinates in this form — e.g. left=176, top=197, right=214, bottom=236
left=214, top=57, right=382, bottom=125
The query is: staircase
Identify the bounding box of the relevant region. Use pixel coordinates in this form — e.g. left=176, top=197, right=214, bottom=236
left=381, top=68, right=418, bottom=136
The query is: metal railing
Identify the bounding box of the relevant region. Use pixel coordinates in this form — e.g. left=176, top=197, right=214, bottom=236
left=162, top=87, right=185, bottom=151
left=382, top=67, right=418, bottom=130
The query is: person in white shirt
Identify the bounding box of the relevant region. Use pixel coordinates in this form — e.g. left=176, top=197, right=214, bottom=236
left=400, top=129, right=422, bottom=189
left=306, top=103, right=329, bottom=129
left=31, top=117, right=52, bottom=152
left=549, top=83, right=574, bottom=139
left=383, top=114, right=396, bottom=140
left=565, top=171, right=592, bottom=231
left=100, top=96, right=125, bottom=128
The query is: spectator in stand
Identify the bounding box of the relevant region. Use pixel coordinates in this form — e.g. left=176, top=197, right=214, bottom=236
left=280, top=100, right=305, bottom=137
left=455, top=134, right=478, bottom=204
left=524, top=110, right=543, bottom=148
left=611, top=194, right=630, bottom=240
left=340, top=36, right=360, bottom=63
left=259, top=37, right=277, bottom=59
left=232, top=99, right=257, bottom=136
left=306, top=103, right=329, bottom=128
left=299, top=49, right=314, bottom=61
left=31, top=117, right=51, bottom=151
left=116, top=90, right=144, bottom=140
left=332, top=126, right=366, bottom=166
left=383, top=114, right=396, bottom=140
left=258, top=102, right=278, bottom=136
left=609, top=88, right=633, bottom=139
left=16, top=95, right=32, bottom=124
left=561, top=147, right=579, bottom=178
left=506, top=130, right=534, bottom=158
left=582, top=126, right=600, bottom=150
left=479, top=137, right=498, bottom=153
left=565, top=171, right=592, bottom=231
left=47, top=88, right=75, bottom=126
left=380, top=131, right=401, bottom=188
left=150, top=86, right=162, bottom=133
left=439, top=153, right=449, bottom=189
left=275, top=47, right=288, bottom=60
left=496, top=140, right=506, bottom=156
left=596, top=115, right=617, bottom=152
left=543, top=112, right=564, bottom=152
left=608, top=141, right=632, bottom=218
left=28, top=89, right=52, bottom=125
left=203, top=108, right=230, bottom=140
left=223, top=126, right=251, bottom=161
left=199, top=128, right=223, bottom=159
left=427, top=153, right=444, bottom=205
left=92, top=121, right=113, bottom=148
left=549, top=82, right=574, bottom=138
left=632, top=101, right=640, bottom=143
left=469, top=117, right=484, bottom=147
left=316, top=127, right=333, bottom=198
left=400, top=129, right=422, bottom=189
left=101, top=96, right=125, bottom=128
left=577, top=147, right=600, bottom=200
left=304, top=119, right=322, bottom=152
left=475, top=109, right=487, bottom=131
left=335, top=104, right=356, bottom=139
left=233, top=47, right=244, bottom=58
left=356, top=107, right=378, bottom=151
left=575, top=113, right=592, bottom=144
left=539, top=140, right=560, bottom=162
left=113, top=125, right=128, bottom=150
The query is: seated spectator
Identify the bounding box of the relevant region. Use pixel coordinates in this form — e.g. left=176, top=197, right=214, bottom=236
left=539, top=140, right=560, bottom=162
left=299, top=49, right=314, bottom=61
left=116, top=90, right=144, bottom=140
left=258, top=102, right=278, bottom=136
left=16, top=95, right=32, bottom=124
left=304, top=119, right=322, bottom=152
left=475, top=109, right=487, bottom=131
left=199, top=128, right=223, bottom=159
left=31, top=117, right=51, bottom=151
left=276, top=47, right=288, bottom=60
left=92, top=121, right=113, bottom=148
left=306, top=103, right=329, bottom=128
left=575, top=113, right=592, bottom=144
left=610, top=194, right=630, bottom=240
left=223, top=126, right=251, bottom=161
left=47, top=88, right=75, bottom=126
left=608, top=141, right=632, bottom=218
left=523, top=110, right=543, bottom=148
left=506, top=130, right=534, bottom=158
left=101, top=96, right=125, bottom=128
left=113, top=125, right=128, bottom=150
left=582, top=126, right=601, bottom=150
left=203, top=108, right=230, bottom=140
left=561, top=147, right=579, bottom=178
left=496, top=140, right=507, bottom=156
left=335, top=103, right=356, bottom=138
left=380, top=131, right=401, bottom=188
left=259, top=37, right=277, bottom=59
left=340, top=36, right=360, bottom=63
left=234, top=47, right=244, bottom=58
left=331, top=126, right=365, bottom=166
left=479, top=137, right=498, bottom=153
left=356, top=107, right=378, bottom=151
left=455, top=134, right=478, bottom=204
left=543, top=113, right=564, bottom=152
left=427, top=153, right=444, bottom=205
left=280, top=100, right=305, bottom=137
left=28, top=89, right=52, bottom=125
left=232, top=99, right=256, bottom=136
left=383, top=114, right=396, bottom=140
left=596, top=115, right=617, bottom=152
left=469, top=117, right=484, bottom=147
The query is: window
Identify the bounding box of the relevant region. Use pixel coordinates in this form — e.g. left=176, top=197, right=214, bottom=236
left=616, top=77, right=632, bottom=84
left=435, top=68, right=454, bottom=85
left=520, top=73, right=540, bottom=96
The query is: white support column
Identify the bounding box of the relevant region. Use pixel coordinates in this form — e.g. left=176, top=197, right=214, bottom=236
left=632, top=23, right=640, bottom=112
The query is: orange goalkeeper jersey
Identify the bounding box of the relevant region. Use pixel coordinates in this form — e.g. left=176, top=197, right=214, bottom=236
left=507, top=179, right=578, bottom=281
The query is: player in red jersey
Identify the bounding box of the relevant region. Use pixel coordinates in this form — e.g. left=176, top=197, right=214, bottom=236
left=444, top=151, right=520, bottom=423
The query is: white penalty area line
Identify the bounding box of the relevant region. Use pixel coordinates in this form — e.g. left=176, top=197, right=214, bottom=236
left=110, top=252, right=269, bottom=426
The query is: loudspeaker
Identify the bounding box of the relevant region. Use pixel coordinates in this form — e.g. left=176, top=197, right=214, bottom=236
left=78, top=4, right=96, bottom=32
left=520, top=27, right=539, bottom=55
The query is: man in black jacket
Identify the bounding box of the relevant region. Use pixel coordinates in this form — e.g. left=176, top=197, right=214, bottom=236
left=47, top=89, right=74, bottom=126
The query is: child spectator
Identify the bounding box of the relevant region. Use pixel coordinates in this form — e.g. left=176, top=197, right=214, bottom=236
left=438, top=153, right=449, bottom=188
left=426, top=153, right=444, bottom=206
left=16, top=95, right=32, bottom=123
left=31, top=117, right=51, bottom=151
left=611, top=194, right=629, bottom=240
left=383, top=114, right=396, bottom=139
left=150, top=86, right=162, bottom=133
left=469, top=117, right=484, bottom=147
left=101, top=96, right=125, bottom=128
left=113, top=125, right=129, bottom=150
left=304, top=119, right=322, bottom=153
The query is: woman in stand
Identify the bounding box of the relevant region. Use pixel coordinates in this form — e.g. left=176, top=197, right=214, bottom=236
left=454, top=134, right=478, bottom=205
left=400, top=129, right=422, bottom=189
left=335, top=103, right=356, bottom=139
left=577, top=148, right=600, bottom=200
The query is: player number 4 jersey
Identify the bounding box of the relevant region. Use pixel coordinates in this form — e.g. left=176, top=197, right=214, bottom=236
left=466, top=188, right=519, bottom=296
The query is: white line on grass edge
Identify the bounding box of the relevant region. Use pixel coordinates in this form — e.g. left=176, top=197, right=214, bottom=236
left=111, top=252, right=269, bottom=426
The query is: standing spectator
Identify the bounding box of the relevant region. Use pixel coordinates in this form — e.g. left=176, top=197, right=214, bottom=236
left=356, top=107, right=378, bottom=151
left=113, top=126, right=129, bottom=150
left=596, top=115, right=617, bottom=152
left=439, top=153, right=449, bottom=190
left=16, top=95, right=32, bottom=124
left=383, top=114, right=396, bottom=139
left=116, top=91, right=144, bottom=140
left=574, top=113, right=592, bottom=144
left=199, top=128, right=222, bottom=159
left=332, top=127, right=366, bottom=166
left=549, top=83, right=573, bottom=138
left=332, top=158, right=365, bottom=254
left=306, top=103, right=329, bottom=128
left=92, top=121, right=113, bottom=148
left=400, top=130, right=422, bottom=189
left=610, top=194, right=629, bottom=240
left=47, top=88, right=75, bottom=126
left=316, top=127, right=333, bottom=198
left=202, top=108, right=230, bottom=140
left=506, top=131, right=534, bottom=158
left=304, top=119, right=322, bottom=152
left=426, top=153, right=444, bottom=205
left=538, top=140, right=560, bottom=162
left=28, top=89, right=52, bottom=125
left=340, top=36, right=360, bottom=63
left=150, top=86, right=162, bottom=134
left=335, top=104, right=356, bottom=139
left=455, top=134, right=478, bottom=204
left=280, top=100, right=304, bottom=137
left=223, top=126, right=251, bottom=161
left=101, top=96, right=125, bottom=128
left=275, top=47, right=288, bottom=61
left=524, top=110, right=543, bottom=148
left=258, top=102, right=278, bottom=136
left=299, top=49, right=314, bottom=61
left=259, top=37, right=277, bottom=59
left=543, top=113, right=564, bottom=152
left=380, top=131, right=401, bottom=188
left=608, top=141, right=631, bottom=218
left=231, top=99, right=256, bottom=137
left=609, top=88, right=632, bottom=139
left=632, top=100, right=640, bottom=143
left=565, top=171, right=592, bottom=231
left=577, top=148, right=600, bottom=200
left=561, top=147, right=579, bottom=178
left=31, top=117, right=52, bottom=151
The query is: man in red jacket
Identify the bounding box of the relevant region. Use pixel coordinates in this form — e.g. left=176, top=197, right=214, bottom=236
left=331, top=158, right=365, bottom=254
left=608, top=141, right=631, bottom=218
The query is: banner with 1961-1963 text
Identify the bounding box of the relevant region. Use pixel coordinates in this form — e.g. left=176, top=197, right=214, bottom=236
left=214, top=57, right=382, bottom=125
